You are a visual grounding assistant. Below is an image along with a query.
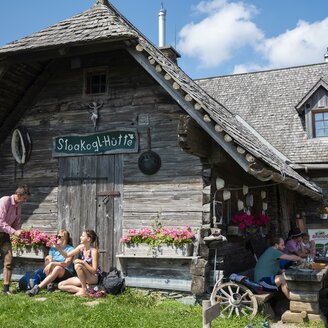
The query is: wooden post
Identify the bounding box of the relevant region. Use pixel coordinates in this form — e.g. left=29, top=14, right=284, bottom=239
left=202, top=300, right=212, bottom=328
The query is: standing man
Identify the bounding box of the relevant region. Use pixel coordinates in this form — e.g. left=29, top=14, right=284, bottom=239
left=0, top=184, right=30, bottom=294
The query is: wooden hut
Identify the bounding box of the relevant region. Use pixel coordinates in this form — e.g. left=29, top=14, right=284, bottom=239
left=0, top=0, right=323, bottom=294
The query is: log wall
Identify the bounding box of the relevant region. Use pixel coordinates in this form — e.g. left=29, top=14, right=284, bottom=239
left=0, top=49, right=203, bottom=268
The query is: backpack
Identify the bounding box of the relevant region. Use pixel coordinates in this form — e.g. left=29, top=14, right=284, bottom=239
left=100, top=267, right=125, bottom=295
left=18, top=268, right=46, bottom=291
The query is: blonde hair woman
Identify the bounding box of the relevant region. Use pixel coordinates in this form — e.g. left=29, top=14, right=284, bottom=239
left=27, top=229, right=75, bottom=296
left=56, top=229, right=101, bottom=297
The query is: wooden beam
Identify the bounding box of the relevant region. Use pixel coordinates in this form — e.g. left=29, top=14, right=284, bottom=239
left=127, top=47, right=250, bottom=172
left=0, top=40, right=129, bottom=64
left=0, top=58, right=65, bottom=144
left=178, top=115, right=211, bottom=158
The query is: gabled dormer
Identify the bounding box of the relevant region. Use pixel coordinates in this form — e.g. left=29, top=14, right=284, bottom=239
left=296, top=78, right=328, bottom=138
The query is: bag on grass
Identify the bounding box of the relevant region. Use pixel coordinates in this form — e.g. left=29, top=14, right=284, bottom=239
left=19, top=268, right=46, bottom=291
left=100, top=267, right=125, bottom=295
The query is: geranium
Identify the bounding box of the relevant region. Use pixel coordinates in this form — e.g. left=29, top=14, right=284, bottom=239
left=232, top=212, right=255, bottom=232
left=232, top=212, right=274, bottom=235
left=120, top=225, right=195, bottom=248
left=11, top=229, right=56, bottom=252
left=254, top=213, right=271, bottom=227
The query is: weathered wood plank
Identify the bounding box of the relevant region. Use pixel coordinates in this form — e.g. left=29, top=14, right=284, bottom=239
left=203, top=300, right=220, bottom=326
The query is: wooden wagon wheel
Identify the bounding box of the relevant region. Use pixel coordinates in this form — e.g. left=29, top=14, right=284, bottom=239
left=210, top=282, right=258, bottom=318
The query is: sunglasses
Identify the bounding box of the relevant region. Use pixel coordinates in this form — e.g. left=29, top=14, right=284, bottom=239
left=56, top=235, right=63, bottom=239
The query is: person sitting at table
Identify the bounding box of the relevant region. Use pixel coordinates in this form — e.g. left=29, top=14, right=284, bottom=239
left=301, top=232, right=316, bottom=257
left=284, top=228, right=308, bottom=258
left=254, top=235, right=303, bottom=299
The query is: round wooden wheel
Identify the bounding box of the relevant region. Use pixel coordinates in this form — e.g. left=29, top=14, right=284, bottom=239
left=210, top=282, right=258, bottom=318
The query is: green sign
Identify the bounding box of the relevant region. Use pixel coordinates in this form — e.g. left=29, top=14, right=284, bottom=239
left=53, top=129, right=138, bottom=157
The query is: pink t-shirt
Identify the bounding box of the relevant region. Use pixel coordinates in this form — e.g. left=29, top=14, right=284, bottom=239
left=0, top=195, right=21, bottom=235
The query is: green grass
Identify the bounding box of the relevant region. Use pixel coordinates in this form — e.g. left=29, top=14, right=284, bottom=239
left=0, top=287, right=325, bottom=328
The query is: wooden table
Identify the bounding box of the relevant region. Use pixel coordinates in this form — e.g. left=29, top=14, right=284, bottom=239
left=282, top=265, right=328, bottom=324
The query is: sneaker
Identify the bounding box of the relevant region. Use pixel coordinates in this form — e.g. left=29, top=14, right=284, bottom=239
left=26, top=284, right=40, bottom=297
left=2, top=291, right=13, bottom=296
left=47, top=283, right=57, bottom=292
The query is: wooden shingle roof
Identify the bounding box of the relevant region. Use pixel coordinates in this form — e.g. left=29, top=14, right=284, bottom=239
left=197, top=63, right=328, bottom=164
left=0, top=1, right=322, bottom=199
left=0, top=2, right=137, bottom=56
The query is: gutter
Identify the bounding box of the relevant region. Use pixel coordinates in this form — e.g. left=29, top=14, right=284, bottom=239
left=248, top=166, right=322, bottom=201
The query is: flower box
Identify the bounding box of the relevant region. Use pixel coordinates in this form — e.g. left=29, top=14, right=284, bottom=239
left=13, top=247, right=47, bottom=259
left=123, top=243, right=193, bottom=257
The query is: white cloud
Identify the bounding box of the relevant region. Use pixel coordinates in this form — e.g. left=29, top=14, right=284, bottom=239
left=178, top=1, right=328, bottom=74
left=178, top=0, right=263, bottom=68
left=257, top=18, right=328, bottom=68
left=232, top=63, right=264, bottom=74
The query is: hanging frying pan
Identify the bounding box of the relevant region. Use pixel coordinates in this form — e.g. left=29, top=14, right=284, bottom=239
left=138, top=128, right=161, bottom=175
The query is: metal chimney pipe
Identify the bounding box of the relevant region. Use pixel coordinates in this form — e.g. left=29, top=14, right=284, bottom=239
left=158, top=3, right=166, bottom=47
left=325, top=47, right=328, bottom=63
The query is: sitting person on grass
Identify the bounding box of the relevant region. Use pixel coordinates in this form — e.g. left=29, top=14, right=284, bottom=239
left=254, top=235, right=303, bottom=299
left=27, top=229, right=75, bottom=296
left=56, top=229, right=101, bottom=297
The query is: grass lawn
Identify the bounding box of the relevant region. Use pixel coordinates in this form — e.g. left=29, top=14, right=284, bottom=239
left=0, top=287, right=324, bottom=328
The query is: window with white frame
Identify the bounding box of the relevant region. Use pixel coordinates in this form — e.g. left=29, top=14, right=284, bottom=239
left=314, top=111, right=328, bottom=137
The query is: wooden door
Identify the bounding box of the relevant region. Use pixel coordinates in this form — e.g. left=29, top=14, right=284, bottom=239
left=58, top=154, right=123, bottom=271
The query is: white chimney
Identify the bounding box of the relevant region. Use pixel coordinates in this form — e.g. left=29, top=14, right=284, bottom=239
left=158, top=3, right=181, bottom=64
left=158, top=3, right=166, bottom=47
left=325, top=47, right=328, bottom=63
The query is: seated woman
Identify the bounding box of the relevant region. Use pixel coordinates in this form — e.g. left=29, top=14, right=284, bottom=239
left=284, top=228, right=308, bottom=258
left=301, top=232, right=316, bottom=257
left=56, top=229, right=101, bottom=297
left=27, top=229, right=75, bottom=296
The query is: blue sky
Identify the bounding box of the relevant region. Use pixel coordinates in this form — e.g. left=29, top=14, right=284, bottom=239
left=1, top=0, right=328, bottom=79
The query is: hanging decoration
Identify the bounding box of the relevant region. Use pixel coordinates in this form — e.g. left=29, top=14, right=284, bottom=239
left=216, top=177, right=225, bottom=190
left=262, top=202, right=268, bottom=211
left=222, top=190, right=231, bottom=201
left=11, top=126, right=32, bottom=165
left=138, top=127, right=161, bottom=175
left=237, top=199, right=244, bottom=211
left=87, top=101, right=103, bottom=130
left=242, top=185, right=249, bottom=195
left=245, top=194, right=254, bottom=207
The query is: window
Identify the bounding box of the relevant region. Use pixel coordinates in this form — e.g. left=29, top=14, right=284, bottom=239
left=314, top=111, right=328, bottom=137
left=84, top=68, right=108, bottom=95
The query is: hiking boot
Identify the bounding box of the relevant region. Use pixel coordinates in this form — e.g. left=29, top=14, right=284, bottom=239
left=26, top=284, right=40, bottom=297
